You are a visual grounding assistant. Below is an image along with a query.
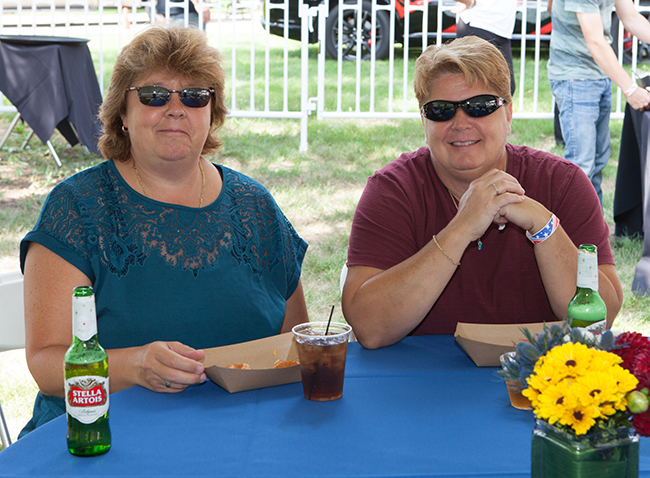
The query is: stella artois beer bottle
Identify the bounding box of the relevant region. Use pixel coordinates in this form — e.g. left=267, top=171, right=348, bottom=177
left=567, top=244, right=607, bottom=333
left=64, top=286, right=111, bottom=456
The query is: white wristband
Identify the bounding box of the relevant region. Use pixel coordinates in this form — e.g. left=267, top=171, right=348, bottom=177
left=624, top=84, right=638, bottom=97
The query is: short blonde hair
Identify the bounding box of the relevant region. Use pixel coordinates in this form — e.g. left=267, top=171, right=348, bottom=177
left=414, top=37, right=512, bottom=108
left=97, top=25, right=228, bottom=161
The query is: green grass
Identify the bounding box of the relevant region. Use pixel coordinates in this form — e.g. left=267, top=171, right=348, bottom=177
left=5, top=116, right=642, bottom=322
left=222, top=113, right=650, bottom=328
left=1, top=35, right=650, bottom=449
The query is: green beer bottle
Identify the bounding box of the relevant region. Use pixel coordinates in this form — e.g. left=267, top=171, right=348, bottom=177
left=567, top=244, right=607, bottom=333
left=64, top=286, right=111, bottom=456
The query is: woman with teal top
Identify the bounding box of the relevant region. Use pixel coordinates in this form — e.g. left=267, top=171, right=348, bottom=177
left=18, top=26, right=309, bottom=437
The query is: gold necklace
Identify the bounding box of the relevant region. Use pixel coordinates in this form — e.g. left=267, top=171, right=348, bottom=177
left=133, top=160, right=206, bottom=208
left=448, top=188, right=459, bottom=209
left=447, top=188, right=483, bottom=251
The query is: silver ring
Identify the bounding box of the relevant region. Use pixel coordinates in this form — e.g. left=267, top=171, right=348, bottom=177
left=165, top=381, right=171, bottom=388
left=492, top=183, right=499, bottom=195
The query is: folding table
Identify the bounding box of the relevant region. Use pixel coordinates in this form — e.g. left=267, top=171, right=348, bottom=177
left=0, top=35, right=103, bottom=165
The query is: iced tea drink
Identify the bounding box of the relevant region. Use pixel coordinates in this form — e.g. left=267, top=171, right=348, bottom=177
left=505, top=380, right=532, bottom=410
left=292, top=322, right=352, bottom=401
left=500, top=352, right=532, bottom=410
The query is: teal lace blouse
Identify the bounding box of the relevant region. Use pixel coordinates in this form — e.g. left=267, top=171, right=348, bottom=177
left=20, top=160, right=308, bottom=350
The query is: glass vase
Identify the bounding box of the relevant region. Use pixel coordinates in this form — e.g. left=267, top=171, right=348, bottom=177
left=531, top=419, right=640, bottom=478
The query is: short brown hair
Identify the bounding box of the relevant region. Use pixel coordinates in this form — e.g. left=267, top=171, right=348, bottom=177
left=97, top=25, right=228, bottom=161
left=413, top=37, right=512, bottom=108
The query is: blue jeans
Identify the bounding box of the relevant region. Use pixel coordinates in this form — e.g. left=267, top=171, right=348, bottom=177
left=549, top=78, right=612, bottom=206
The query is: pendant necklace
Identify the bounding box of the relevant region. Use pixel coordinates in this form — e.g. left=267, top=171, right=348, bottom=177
left=133, top=160, right=206, bottom=208
left=447, top=189, right=483, bottom=251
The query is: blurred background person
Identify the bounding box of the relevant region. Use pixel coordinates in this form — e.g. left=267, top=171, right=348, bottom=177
left=453, top=0, right=518, bottom=95
left=548, top=0, right=650, bottom=205
left=156, top=0, right=210, bottom=29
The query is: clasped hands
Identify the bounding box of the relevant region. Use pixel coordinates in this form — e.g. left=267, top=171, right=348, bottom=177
left=450, top=168, right=550, bottom=244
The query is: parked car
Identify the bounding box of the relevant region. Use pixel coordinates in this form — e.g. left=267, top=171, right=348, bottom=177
left=261, top=0, right=552, bottom=60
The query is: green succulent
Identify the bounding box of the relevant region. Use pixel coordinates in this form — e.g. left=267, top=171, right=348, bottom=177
left=498, top=320, right=615, bottom=385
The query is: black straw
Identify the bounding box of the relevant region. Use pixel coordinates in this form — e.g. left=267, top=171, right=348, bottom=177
left=325, top=305, right=335, bottom=335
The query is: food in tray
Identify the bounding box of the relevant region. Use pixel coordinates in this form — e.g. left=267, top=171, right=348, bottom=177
left=226, top=363, right=252, bottom=370
left=273, top=360, right=299, bottom=369
left=224, top=359, right=299, bottom=370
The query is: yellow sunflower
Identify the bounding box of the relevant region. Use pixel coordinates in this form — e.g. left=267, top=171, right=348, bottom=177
left=522, top=384, right=541, bottom=407
left=533, top=359, right=570, bottom=387
left=574, top=371, right=619, bottom=418
left=559, top=401, right=600, bottom=436
left=588, top=349, right=623, bottom=372
left=543, top=342, right=593, bottom=379
left=610, top=366, right=639, bottom=410
left=525, top=362, right=557, bottom=395
left=535, top=379, right=576, bottom=425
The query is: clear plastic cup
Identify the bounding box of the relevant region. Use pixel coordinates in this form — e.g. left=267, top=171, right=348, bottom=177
left=500, top=352, right=532, bottom=410
left=292, top=322, right=352, bottom=401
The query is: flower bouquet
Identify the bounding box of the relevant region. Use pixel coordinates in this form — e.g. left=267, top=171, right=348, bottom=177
left=610, top=332, right=650, bottom=437
left=498, top=321, right=614, bottom=410
left=511, top=324, right=650, bottom=478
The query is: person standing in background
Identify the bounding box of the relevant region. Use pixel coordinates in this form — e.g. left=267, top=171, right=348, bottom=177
left=156, top=0, right=210, bottom=28
left=453, top=0, right=518, bottom=95
left=548, top=0, right=650, bottom=205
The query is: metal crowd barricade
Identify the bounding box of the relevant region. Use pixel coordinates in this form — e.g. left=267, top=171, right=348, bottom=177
left=0, top=0, right=646, bottom=152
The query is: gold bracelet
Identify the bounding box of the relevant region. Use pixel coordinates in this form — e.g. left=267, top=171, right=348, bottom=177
left=432, top=235, right=461, bottom=267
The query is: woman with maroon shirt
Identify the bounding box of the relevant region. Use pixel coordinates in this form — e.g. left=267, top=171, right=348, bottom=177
left=341, top=37, right=623, bottom=350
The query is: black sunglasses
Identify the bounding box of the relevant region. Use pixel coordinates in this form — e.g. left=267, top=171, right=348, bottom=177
left=126, top=85, right=214, bottom=108
left=421, top=95, right=506, bottom=122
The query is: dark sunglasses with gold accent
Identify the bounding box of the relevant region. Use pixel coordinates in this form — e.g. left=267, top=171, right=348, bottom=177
left=421, top=94, right=506, bottom=122
left=126, top=85, right=214, bottom=108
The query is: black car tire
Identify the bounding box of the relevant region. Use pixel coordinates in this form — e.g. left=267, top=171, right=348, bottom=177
left=611, top=12, right=650, bottom=65
left=325, top=0, right=391, bottom=60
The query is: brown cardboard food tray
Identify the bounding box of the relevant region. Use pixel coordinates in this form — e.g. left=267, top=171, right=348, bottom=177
left=202, top=332, right=301, bottom=393
left=454, top=321, right=562, bottom=367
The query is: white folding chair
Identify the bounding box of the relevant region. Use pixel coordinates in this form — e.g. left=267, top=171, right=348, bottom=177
left=339, top=263, right=348, bottom=295
left=338, top=263, right=357, bottom=342
left=0, top=270, right=26, bottom=448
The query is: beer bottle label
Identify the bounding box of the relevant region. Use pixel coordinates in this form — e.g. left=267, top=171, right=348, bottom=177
left=65, top=375, right=110, bottom=424
left=576, top=249, right=599, bottom=291
left=583, top=320, right=606, bottom=335
left=73, top=295, right=97, bottom=341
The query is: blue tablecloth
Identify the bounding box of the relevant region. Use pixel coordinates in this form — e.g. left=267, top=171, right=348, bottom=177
left=0, top=335, right=648, bottom=477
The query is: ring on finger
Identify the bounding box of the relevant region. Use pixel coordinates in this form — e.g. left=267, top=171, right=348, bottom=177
left=165, top=381, right=171, bottom=388
left=491, top=183, right=499, bottom=195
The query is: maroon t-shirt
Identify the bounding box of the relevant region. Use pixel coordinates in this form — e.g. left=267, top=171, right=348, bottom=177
left=347, top=143, right=613, bottom=335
